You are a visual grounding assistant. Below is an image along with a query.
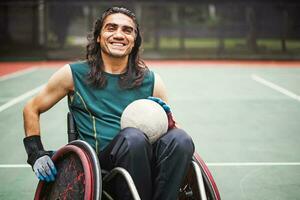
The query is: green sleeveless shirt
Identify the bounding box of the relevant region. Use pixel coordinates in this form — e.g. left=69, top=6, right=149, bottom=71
left=68, top=61, right=155, bottom=153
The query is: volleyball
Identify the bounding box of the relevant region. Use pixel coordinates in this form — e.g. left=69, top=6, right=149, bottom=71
left=120, top=99, right=168, bottom=143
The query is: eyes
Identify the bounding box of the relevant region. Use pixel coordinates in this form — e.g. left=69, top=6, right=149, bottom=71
left=104, top=23, right=135, bottom=36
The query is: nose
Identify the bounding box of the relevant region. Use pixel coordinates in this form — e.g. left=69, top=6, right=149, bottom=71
left=113, top=28, right=125, bottom=39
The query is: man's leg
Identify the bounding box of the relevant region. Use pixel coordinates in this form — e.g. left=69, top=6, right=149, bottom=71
left=99, top=127, right=152, bottom=200
left=152, top=128, right=195, bottom=200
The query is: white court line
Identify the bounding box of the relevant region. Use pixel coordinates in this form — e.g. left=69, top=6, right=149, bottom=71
left=0, top=67, right=37, bottom=81
left=1, top=162, right=300, bottom=168
left=207, top=162, right=300, bottom=167
left=0, top=164, right=30, bottom=168
left=0, top=84, right=45, bottom=113
left=251, top=74, right=300, bottom=102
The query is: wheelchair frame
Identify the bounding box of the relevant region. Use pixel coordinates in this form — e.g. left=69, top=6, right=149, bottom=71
left=67, top=112, right=221, bottom=200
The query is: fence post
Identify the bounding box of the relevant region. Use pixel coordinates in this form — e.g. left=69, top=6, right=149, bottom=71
left=246, top=5, right=257, bottom=52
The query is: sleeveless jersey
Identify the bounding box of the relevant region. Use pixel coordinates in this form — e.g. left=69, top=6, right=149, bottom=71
left=68, top=61, right=155, bottom=153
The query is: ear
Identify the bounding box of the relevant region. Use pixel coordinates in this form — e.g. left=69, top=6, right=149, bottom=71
left=96, top=36, right=100, bottom=43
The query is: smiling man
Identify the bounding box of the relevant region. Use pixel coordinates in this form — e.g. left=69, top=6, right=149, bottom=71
left=22, top=7, right=194, bottom=200
left=99, top=13, right=136, bottom=59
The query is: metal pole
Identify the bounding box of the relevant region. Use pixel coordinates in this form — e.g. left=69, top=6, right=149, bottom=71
left=38, top=0, right=45, bottom=46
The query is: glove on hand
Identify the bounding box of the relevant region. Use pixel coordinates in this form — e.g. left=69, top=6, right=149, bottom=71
left=147, top=96, right=176, bottom=130
left=23, top=135, right=57, bottom=182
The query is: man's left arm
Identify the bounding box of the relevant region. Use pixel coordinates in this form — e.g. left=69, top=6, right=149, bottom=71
left=152, top=72, right=168, bottom=103
left=152, top=72, right=179, bottom=129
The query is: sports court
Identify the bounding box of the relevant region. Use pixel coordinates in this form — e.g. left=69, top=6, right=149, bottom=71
left=0, top=60, right=299, bottom=199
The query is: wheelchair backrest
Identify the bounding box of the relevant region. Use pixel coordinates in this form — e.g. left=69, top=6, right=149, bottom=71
left=67, top=112, right=79, bottom=142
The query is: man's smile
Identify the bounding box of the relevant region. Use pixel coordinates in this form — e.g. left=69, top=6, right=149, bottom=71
left=109, top=41, right=127, bottom=49
left=110, top=42, right=126, bottom=47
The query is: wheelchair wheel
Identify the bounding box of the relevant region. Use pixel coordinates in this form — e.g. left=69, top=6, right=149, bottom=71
left=178, top=152, right=221, bottom=200
left=69, top=140, right=102, bottom=200
left=34, top=142, right=102, bottom=200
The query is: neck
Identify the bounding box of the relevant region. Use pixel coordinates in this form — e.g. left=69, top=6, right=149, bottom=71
left=101, top=52, right=129, bottom=74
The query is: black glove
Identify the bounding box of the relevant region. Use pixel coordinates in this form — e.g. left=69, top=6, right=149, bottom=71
left=23, top=135, right=57, bottom=182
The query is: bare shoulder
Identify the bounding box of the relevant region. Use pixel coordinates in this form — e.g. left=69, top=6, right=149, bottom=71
left=26, top=64, right=74, bottom=114
left=49, top=64, right=74, bottom=92
left=154, top=72, right=163, bottom=82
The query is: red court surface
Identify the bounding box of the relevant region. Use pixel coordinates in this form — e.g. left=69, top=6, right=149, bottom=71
left=0, top=61, right=69, bottom=76
left=1, top=60, right=300, bottom=77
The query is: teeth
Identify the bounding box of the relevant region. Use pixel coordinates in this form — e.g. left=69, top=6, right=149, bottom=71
left=111, top=43, right=124, bottom=46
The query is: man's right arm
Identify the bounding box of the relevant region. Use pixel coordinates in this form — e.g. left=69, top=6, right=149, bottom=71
left=23, top=64, right=74, bottom=136
left=23, top=64, right=73, bottom=182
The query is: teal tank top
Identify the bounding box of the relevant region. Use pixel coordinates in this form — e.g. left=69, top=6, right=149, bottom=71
left=68, top=61, right=155, bottom=153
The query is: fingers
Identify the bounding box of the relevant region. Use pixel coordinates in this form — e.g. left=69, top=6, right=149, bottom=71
left=148, top=96, right=176, bottom=128
left=147, top=96, right=171, bottom=113
left=34, top=170, right=45, bottom=181
left=47, top=157, right=57, bottom=176
left=162, top=104, right=171, bottom=113
left=38, top=168, right=51, bottom=182
left=33, top=155, right=57, bottom=182
left=147, top=96, right=162, bottom=104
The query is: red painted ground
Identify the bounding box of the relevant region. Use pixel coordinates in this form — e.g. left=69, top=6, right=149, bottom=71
left=0, top=60, right=300, bottom=77
left=0, top=61, right=69, bottom=76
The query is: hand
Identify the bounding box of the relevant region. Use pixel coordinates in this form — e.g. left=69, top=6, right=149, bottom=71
left=33, top=154, right=57, bottom=182
left=147, top=96, right=176, bottom=129
left=23, top=135, right=57, bottom=182
left=147, top=96, right=171, bottom=113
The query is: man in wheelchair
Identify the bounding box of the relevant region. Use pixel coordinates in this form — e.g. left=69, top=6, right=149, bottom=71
left=23, top=6, right=196, bottom=200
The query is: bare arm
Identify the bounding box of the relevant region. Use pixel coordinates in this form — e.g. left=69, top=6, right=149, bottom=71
left=153, top=72, right=168, bottom=103
left=23, top=64, right=74, bottom=136
left=153, top=72, right=180, bottom=127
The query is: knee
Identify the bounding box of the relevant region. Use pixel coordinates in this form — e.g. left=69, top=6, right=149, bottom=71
left=168, top=129, right=195, bottom=156
left=119, top=127, right=151, bottom=151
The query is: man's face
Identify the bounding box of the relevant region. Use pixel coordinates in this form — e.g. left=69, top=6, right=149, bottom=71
left=98, top=13, right=136, bottom=58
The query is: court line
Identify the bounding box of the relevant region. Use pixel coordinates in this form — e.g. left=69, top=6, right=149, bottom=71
left=1, top=162, right=300, bottom=168
left=207, top=162, right=300, bottom=167
left=251, top=74, right=300, bottom=102
left=0, top=84, right=45, bottom=113
left=0, top=67, right=37, bottom=81
left=0, top=164, right=30, bottom=168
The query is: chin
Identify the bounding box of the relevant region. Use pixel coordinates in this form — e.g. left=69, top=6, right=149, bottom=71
left=110, top=50, right=130, bottom=58
left=110, top=53, right=127, bottom=58
left=101, top=47, right=132, bottom=58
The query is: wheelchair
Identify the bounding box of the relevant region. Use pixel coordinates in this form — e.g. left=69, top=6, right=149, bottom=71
left=34, top=113, right=221, bottom=200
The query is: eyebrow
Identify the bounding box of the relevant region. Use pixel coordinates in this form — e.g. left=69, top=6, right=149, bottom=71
left=104, top=23, right=135, bottom=31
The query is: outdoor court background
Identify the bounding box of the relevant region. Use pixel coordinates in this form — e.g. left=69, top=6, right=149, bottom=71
left=0, top=60, right=300, bottom=200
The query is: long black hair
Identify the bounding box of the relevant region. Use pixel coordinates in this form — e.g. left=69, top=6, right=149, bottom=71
left=86, top=6, right=147, bottom=89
